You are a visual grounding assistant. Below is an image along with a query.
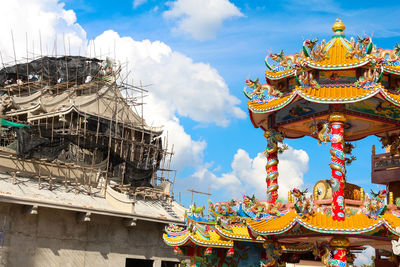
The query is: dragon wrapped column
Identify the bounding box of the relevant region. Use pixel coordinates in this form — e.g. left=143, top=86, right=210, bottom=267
left=264, top=129, right=286, bottom=204
left=328, top=236, right=350, bottom=267
left=328, top=113, right=346, bottom=221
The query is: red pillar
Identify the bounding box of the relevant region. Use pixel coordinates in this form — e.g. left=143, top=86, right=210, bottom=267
left=329, top=236, right=350, bottom=267
left=329, top=113, right=346, bottom=221
left=266, top=151, right=278, bottom=204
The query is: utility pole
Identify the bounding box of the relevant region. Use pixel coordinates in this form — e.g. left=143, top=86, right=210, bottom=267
left=186, top=188, right=211, bottom=205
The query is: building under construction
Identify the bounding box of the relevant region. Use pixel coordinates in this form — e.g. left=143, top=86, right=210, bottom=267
left=0, top=55, right=185, bottom=267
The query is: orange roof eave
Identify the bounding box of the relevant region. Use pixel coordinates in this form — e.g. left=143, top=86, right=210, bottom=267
left=246, top=211, right=400, bottom=237
left=248, top=84, right=400, bottom=115
left=265, top=69, right=295, bottom=80
left=302, top=55, right=371, bottom=70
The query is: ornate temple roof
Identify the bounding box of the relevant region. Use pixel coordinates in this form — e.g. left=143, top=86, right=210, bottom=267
left=248, top=84, right=387, bottom=113
left=245, top=20, right=400, bottom=141
left=163, top=193, right=400, bottom=252
left=163, top=222, right=234, bottom=248
left=250, top=19, right=400, bottom=119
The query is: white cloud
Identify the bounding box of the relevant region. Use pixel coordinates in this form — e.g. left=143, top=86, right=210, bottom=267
left=133, top=0, right=148, bottom=8
left=191, top=147, right=309, bottom=200
left=0, top=0, right=245, bottom=174
left=163, top=0, right=244, bottom=40
left=89, top=30, right=245, bottom=170
left=353, top=246, right=375, bottom=266
left=90, top=30, right=245, bottom=128
left=0, top=0, right=86, bottom=63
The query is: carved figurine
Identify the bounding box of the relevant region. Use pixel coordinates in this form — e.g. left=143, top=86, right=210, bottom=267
left=244, top=78, right=282, bottom=101
left=265, top=50, right=302, bottom=70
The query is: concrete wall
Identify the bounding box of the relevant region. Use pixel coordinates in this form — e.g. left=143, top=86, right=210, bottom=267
left=0, top=202, right=181, bottom=267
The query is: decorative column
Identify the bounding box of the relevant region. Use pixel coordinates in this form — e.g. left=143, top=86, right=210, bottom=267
left=329, top=236, right=350, bottom=267
left=264, top=129, right=285, bottom=204
left=328, top=113, right=346, bottom=221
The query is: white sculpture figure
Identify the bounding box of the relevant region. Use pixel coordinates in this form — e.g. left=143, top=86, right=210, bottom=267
left=392, top=226, right=400, bottom=255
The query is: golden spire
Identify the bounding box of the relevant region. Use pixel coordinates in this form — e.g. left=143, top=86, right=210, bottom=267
left=332, top=18, right=345, bottom=33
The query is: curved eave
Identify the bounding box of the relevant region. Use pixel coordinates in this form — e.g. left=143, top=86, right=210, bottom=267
left=248, top=92, right=297, bottom=114
left=265, top=69, right=295, bottom=80
left=215, top=224, right=264, bottom=242
left=298, top=213, right=383, bottom=234
left=246, top=211, right=298, bottom=235
left=283, top=243, right=314, bottom=253
left=383, top=65, right=400, bottom=75
left=248, top=84, right=396, bottom=115
left=302, top=56, right=371, bottom=70
left=246, top=211, right=400, bottom=237
left=382, top=212, right=400, bottom=236
left=185, top=214, right=216, bottom=225
left=163, top=232, right=191, bottom=246
left=190, top=230, right=233, bottom=248
left=163, top=231, right=233, bottom=248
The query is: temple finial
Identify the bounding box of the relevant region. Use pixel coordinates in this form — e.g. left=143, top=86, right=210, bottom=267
left=332, top=18, right=345, bottom=33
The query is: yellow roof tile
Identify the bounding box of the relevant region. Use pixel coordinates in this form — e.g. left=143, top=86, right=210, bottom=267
left=304, top=38, right=371, bottom=69
left=298, top=212, right=382, bottom=234
left=246, top=211, right=298, bottom=234
left=246, top=211, right=391, bottom=235
left=215, top=224, right=264, bottom=242
left=265, top=69, right=295, bottom=80
left=248, top=84, right=383, bottom=113
left=191, top=229, right=233, bottom=248
left=163, top=232, right=190, bottom=246
left=384, top=65, right=400, bottom=75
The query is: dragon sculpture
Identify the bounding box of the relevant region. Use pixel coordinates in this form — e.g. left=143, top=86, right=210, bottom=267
left=260, top=241, right=283, bottom=267
left=303, top=38, right=328, bottom=60
left=263, top=129, right=287, bottom=157
left=242, top=195, right=283, bottom=217
left=354, top=68, right=382, bottom=88
left=376, top=43, right=400, bottom=64
left=320, top=246, right=347, bottom=267
left=348, top=36, right=374, bottom=58
left=188, top=203, right=206, bottom=217
left=210, top=199, right=237, bottom=215
left=343, top=142, right=356, bottom=165
left=243, top=78, right=282, bottom=102
left=380, top=133, right=400, bottom=155
left=296, top=68, right=320, bottom=89
left=362, top=189, right=387, bottom=219
left=264, top=129, right=287, bottom=204
left=265, top=50, right=302, bottom=71
left=291, top=188, right=314, bottom=216
left=311, top=120, right=330, bottom=145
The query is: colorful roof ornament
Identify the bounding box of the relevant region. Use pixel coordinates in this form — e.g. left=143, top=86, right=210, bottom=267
left=164, top=20, right=400, bottom=267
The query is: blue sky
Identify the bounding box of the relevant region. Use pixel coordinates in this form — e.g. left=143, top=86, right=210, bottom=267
left=60, top=0, right=400, bottom=206
left=2, top=0, right=400, bottom=207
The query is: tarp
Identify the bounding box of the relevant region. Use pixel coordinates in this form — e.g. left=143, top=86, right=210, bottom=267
left=0, top=56, right=102, bottom=86
left=1, top=118, right=30, bottom=128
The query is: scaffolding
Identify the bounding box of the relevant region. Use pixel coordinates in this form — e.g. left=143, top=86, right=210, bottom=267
left=0, top=52, right=176, bottom=201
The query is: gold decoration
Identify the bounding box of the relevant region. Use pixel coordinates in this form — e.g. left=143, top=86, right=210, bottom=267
left=329, top=236, right=350, bottom=248
left=332, top=18, right=345, bottom=32
left=360, top=188, right=364, bottom=200
left=263, top=239, right=274, bottom=248
left=313, top=186, right=319, bottom=200
left=389, top=192, right=394, bottom=205
left=328, top=112, right=346, bottom=123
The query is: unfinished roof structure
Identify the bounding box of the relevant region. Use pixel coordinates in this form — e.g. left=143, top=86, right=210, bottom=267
left=0, top=55, right=185, bottom=266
